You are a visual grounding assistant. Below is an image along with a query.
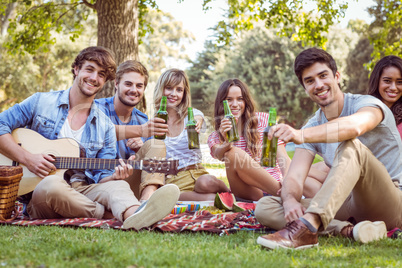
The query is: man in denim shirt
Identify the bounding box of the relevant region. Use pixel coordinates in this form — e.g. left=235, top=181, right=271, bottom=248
left=96, top=60, right=169, bottom=201
left=0, top=46, right=179, bottom=230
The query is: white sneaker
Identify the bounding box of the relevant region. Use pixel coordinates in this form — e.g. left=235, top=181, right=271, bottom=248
left=123, top=184, right=180, bottom=230
left=353, top=221, right=387, bottom=243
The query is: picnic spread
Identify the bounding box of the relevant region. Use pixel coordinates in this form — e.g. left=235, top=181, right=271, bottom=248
left=0, top=201, right=273, bottom=235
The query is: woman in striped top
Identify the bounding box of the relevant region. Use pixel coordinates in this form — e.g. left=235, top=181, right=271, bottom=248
left=208, top=79, right=290, bottom=201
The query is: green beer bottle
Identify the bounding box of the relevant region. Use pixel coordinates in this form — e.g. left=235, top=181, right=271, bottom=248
left=186, top=107, right=200, bottom=149
left=154, top=96, right=168, bottom=140
left=261, top=107, right=278, bottom=167
left=222, top=100, right=239, bottom=142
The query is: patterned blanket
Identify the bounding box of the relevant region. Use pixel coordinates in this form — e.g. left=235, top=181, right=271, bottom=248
left=1, top=204, right=398, bottom=238
left=0, top=203, right=272, bottom=235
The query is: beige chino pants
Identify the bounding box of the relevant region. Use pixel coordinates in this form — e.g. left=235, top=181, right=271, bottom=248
left=28, top=139, right=167, bottom=221
left=255, top=139, right=402, bottom=234
left=27, top=176, right=138, bottom=222
left=125, top=139, right=167, bottom=199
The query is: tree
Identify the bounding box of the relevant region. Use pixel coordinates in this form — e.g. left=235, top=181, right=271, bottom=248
left=344, top=20, right=373, bottom=94
left=138, top=9, right=194, bottom=82
left=188, top=26, right=308, bottom=127
left=1, top=0, right=359, bottom=99
left=204, top=0, right=402, bottom=74
left=0, top=10, right=96, bottom=111
left=0, top=4, right=193, bottom=112
left=205, top=0, right=350, bottom=48
left=3, top=0, right=159, bottom=99
left=187, top=41, right=227, bottom=111
left=0, top=2, right=17, bottom=37
left=366, top=0, right=402, bottom=70
left=188, top=24, right=359, bottom=128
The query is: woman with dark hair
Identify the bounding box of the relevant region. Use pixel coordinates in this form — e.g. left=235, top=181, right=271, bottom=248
left=207, top=79, right=290, bottom=201
left=368, top=55, right=402, bottom=139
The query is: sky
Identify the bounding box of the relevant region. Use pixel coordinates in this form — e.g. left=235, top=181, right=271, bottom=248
left=155, top=0, right=376, bottom=64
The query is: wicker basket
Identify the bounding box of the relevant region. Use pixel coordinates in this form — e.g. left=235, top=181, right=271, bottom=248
left=0, top=165, right=23, bottom=221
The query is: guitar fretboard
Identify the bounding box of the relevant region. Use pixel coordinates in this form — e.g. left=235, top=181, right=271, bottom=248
left=54, top=157, right=140, bottom=170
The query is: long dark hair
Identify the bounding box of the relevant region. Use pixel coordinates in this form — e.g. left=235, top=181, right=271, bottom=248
left=368, top=55, right=402, bottom=125
left=214, top=79, right=260, bottom=158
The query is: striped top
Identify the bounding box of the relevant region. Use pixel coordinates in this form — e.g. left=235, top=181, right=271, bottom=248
left=207, top=112, right=284, bottom=181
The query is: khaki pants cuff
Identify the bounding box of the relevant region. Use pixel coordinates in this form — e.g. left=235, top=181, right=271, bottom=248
left=94, top=202, right=106, bottom=219
left=139, top=178, right=165, bottom=196
left=305, top=207, right=330, bottom=231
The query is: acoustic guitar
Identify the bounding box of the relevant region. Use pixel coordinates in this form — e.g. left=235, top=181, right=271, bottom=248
left=0, top=128, right=178, bottom=196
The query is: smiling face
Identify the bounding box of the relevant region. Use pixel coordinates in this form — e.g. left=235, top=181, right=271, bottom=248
left=302, top=62, right=342, bottom=108
left=378, top=66, right=402, bottom=108
left=163, top=81, right=185, bottom=109
left=225, top=85, right=245, bottom=119
left=73, top=61, right=107, bottom=97
left=116, top=71, right=145, bottom=107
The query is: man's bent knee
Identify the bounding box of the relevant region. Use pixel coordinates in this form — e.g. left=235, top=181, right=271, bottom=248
left=34, top=175, right=68, bottom=197
left=255, top=196, right=287, bottom=230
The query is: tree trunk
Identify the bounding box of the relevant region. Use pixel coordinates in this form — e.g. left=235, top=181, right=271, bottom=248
left=95, top=0, right=142, bottom=105
left=1, top=3, right=17, bottom=37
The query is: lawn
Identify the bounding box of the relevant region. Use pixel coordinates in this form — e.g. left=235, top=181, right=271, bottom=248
left=0, top=225, right=401, bottom=267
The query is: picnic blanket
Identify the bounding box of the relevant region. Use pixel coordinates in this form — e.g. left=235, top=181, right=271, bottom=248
left=0, top=202, right=272, bottom=235
left=1, top=202, right=399, bottom=238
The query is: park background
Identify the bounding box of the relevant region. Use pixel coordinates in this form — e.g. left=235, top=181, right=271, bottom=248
left=0, top=1, right=401, bottom=267
left=1, top=0, right=401, bottom=134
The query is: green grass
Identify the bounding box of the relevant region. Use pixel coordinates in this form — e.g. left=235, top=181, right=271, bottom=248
left=287, top=151, right=324, bottom=164
left=202, top=163, right=225, bottom=169
left=0, top=225, right=400, bottom=267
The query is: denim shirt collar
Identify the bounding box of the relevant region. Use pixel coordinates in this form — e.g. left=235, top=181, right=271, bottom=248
left=57, top=87, right=71, bottom=108
left=58, top=87, right=100, bottom=125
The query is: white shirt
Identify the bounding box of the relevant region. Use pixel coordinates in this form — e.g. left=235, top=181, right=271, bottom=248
left=165, top=108, right=205, bottom=170
left=58, top=120, right=85, bottom=142
left=58, top=120, right=86, bottom=183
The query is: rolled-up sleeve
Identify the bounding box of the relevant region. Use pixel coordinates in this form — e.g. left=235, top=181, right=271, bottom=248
left=0, top=93, right=38, bottom=135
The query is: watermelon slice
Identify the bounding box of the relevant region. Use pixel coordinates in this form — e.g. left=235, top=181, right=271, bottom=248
left=232, top=202, right=256, bottom=212
left=214, top=192, right=236, bottom=211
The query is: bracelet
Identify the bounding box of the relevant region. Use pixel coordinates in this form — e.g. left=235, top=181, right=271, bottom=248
left=301, top=129, right=305, bottom=144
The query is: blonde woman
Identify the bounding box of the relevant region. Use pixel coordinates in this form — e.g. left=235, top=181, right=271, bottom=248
left=154, top=69, right=229, bottom=201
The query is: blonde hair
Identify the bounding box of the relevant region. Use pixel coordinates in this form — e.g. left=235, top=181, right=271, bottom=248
left=116, top=60, right=149, bottom=87
left=153, top=69, right=191, bottom=121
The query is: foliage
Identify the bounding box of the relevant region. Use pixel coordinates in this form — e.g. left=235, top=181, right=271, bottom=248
left=204, top=0, right=350, bottom=49
left=138, top=9, right=195, bottom=82
left=323, top=22, right=360, bottom=91
left=5, top=0, right=89, bottom=54
left=0, top=225, right=401, bottom=267
left=0, top=6, right=97, bottom=111
left=367, top=0, right=402, bottom=71
left=187, top=40, right=228, bottom=113
left=0, top=5, right=193, bottom=111
left=188, top=25, right=359, bottom=128
left=344, top=37, right=373, bottom=94
left=3, top=0, right=158, bottom=55
left=0, top=36, right=83, bottom=110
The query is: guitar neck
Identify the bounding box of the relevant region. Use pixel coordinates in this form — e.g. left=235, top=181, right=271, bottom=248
left=54, top=157, right=139, bottom=170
